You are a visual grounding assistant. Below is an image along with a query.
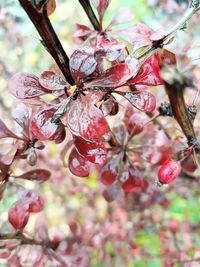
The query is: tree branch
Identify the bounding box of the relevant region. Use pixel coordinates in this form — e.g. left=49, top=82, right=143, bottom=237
left=78, top=0, right=100, bottom=31
left=161, top=66, right=200, bottom=149
left=0, top=232, right=43, bottom=246
left=0, top=231, right=59, bottom=250
left=18, top=0, right=74, bottom=85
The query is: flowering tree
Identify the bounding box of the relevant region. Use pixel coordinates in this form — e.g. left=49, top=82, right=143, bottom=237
left=1, top=0, right=200, bottom=266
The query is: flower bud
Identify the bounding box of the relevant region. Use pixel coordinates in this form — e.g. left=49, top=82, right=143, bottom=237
left=158, top=160, right=181, bottom=184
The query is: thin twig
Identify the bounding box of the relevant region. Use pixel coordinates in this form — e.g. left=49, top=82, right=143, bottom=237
left=78, top=0, right=100, bottom=31
left=137, top=1, right=200, bottom=61
left=0, top=232, right=43, bottom=246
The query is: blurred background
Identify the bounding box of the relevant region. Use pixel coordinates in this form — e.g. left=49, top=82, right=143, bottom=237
left=1, top=0, right=200, bottom=266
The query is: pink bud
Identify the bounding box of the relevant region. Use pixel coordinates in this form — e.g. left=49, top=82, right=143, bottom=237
left=8, top=201, right=29, bottom=230
left=158, top=160, right=181, bottom=184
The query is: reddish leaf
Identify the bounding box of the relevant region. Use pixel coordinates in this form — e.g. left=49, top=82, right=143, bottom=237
left=157, top=48, right=177, bottom=66
left=0, top=119, right=21, bottom=139
left=112, top=23, right=152, bottom=47
left=74, top=24, right=92, bottom=44
left=116, top=90, right=156, bottom=112
left=66, top=98, right=110, bottom=141
left=0, top=143, right=18, bottom=166
left=100, top=157, right=119, bottom=185
left=123, top=104, right=134, bottom=125
left=14, top=169, right=51, bottom=183
left=9, top=73, right=46, bottom=100
left=101, top=95, right=119, bottom=116
left=127, top=54, right=163, bottom=86
left=103, top=183, right=120, bottom=202
left=21, top=191, right=44, bottom=212
left=92, top=0, right=111, bottom=23
left=8, top=255, right=23, bottom=267
left=69, top=47, right=97, bottom=82
left=39, top=71, right=69, bottom=91
left=30, top=107, right=58, bottom=140
left=8, top=200, right=30, bottom=230
left=68, top=147, right=90, bottom=177
left=182, top=156, right=196, bottom=173
left=60, top=140, right=74, bottom=167
left=74, top=136, right=107, bottom=165
left=69, top=221, right=78, bottom=234
left=120, top=165, right=143, bottom=192
left=85, top=62, right=138, bottom=88
left=50, top=123, right=66, bottom=144
left=95, top=35, right=125, bottom=62
left=84, top=90, right=105, bottom=104
left=108, top=7, right=134, bottom=27
left=47, top=0, right=56, bottom=16
left=127, top=113, right=146, bottom=135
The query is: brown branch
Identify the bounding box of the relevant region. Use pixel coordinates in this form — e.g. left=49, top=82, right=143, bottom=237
left=18, top=0, right=74, bottom=85
left=0, top=231, right=60, bottom=250
left=0, top=232, right=43, bottom=246
left=78, top=0, right=100, bottom=31
left=161, top=66, right=200, bottom=149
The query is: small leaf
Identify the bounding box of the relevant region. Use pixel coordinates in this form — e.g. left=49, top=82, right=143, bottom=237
left=127, top=113, right=146, bottom=135
left=51, top=123, right=66, bottom=144
left=22, top=191, right=44, bottom=213
left=121, top=165, right=143, bottom=192
left=68, top=148, right=90, bottom=177
left=92, top=0, right=111, bottom=23
left=9, top=73, right=46, bottom=100
left=74, top=136, right=107, bottom=165
left=101, top=95, right=119, bottom=116
left=112, top=23, right=152, bottom=47
left=46, top=0, right=56, bottom=16
left=108, top=7, right=134, bottom=27
left=127, top=54, right=163, bottom=86
left=0, top=119, right=21, bottom=139
left=95, top=36, right=125, bottom=62
left=69, top=47, right=97, bottom=82
left=103, top=183, right=120, bottom=202
left=14, top=169, right=51, bottom=183
left=85, top=62, right=138, bottom=88
left=0, top=144, right=18, bottom=166
left=116, top=90, right=156, bottom=112
left=60, top=140, right=74, bottom=167
left=157, top=48, right=177, bottom=66
left=8, top=201, right=29, bottom=230
left=74, top=24, right=92, bottom=44
left=30, top=107, right=58, bottom=140
left=39, top=71, right=69, bottom=91
left=100, top=157, right=119, bottom=185
left=66, top=98, right=110, bottom=141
